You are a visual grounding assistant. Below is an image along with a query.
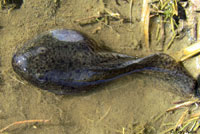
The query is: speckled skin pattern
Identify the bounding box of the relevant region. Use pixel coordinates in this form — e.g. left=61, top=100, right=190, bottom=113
left=12, top=29, right=197, bottom=95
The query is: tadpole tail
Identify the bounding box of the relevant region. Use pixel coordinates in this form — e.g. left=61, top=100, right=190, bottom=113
left=121, top=53, right=197, bottom=96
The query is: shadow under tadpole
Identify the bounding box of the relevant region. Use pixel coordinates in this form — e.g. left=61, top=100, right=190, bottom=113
left=195, top=75, right=200, bottom=97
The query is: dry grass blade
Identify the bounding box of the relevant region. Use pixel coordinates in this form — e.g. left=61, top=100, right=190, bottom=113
left=165, top=32, right=176, bottom=51
left=181, top=41, right=200, bottom=61
left=129, top=0, right=133, bottom=25
left=141, top=0, right=150, bottom=51
left=0, top=119, right=50, bottom=133
left=169, top=41, right=200, bottom=62
left=161, top=126, right=175, bottom=134
left=190, top=112, right=200, bottom=118
left=166, top=99, right=199, bottom=112
left=193, top=120, right=200, bottom=131
left=184, top=117, right=199, bottom=125
left=174, top=108, right=189, bottom=130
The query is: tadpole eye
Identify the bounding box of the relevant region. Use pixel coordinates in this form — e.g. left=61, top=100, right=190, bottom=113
left=36, top=47, right=47, bottom=54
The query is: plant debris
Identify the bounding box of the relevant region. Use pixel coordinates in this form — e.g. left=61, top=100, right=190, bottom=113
left=0, top=0, right=23, bottom=9
left=142, top=0, right=200, bottom=50
left=74, top=8, right=121, bottom=27
left=162, top=98, right=200, bottom=133
left=0, top=119, right=50, bottom=133
left=149, top=0, right=187, bottom=50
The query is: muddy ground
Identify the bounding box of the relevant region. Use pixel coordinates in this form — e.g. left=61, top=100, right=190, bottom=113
left=0, top=0, right=200, bottom=134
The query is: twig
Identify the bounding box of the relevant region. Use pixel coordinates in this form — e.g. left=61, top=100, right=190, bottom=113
left=103, top=125, right=126, bottom=134
left=0, top=119, right=50, bottom=133
left=151, top=112, right=166, bottom=123
left=74, top=15, right=100, bottom=23
left=130, top=0, right=133, bottom=25
left=96, top=106, right=111, bottom=124
left=8, top=74, right=25, bottom=85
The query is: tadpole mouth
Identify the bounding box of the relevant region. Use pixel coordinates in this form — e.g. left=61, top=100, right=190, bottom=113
left=12, top=54, right=28, bottom=74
